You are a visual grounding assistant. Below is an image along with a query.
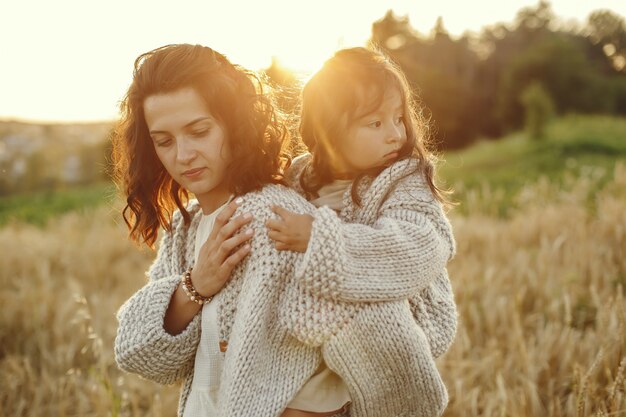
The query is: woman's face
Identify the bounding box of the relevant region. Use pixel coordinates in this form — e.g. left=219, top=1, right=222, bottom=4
left=144, top=87, right=232, bottom=214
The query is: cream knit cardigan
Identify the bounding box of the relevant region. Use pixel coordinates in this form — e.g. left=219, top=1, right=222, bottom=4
left=115, top=158, right=456, bottom=417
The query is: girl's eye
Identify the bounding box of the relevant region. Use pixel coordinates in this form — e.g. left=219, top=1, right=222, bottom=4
left=368, top=121, right=382, bottom=128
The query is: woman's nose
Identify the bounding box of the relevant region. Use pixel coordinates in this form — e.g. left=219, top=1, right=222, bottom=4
left=176, top=139, right=197, bottom=163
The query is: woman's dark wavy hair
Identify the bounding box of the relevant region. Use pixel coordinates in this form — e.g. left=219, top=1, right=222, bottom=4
left=112, top=44, right=289, bottom=248
left=299, top=46, right=450, bottom=206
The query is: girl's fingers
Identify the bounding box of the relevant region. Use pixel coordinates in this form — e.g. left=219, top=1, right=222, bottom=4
left=275, top=242, right=289, bottom=251
left=266, top=218, right=286, bottom=232
left=271, top=205, right=294, bottom=220
left=267, top=230, right=286, bottom=243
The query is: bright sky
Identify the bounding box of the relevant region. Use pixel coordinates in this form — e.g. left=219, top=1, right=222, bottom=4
left=1, top=0, right=624, bottom=122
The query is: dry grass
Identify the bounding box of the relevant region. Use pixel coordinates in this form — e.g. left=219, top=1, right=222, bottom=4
left=1, top=164, right=625, bottom=416
left=443, top=163, right=626, bottom=416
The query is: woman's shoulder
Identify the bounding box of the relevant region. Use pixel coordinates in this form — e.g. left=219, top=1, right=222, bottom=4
left=238, top=183, right=314, bottom=218
left=285, top=153, right=311, bottom=189
left=288, top=153, right=312, bottom=176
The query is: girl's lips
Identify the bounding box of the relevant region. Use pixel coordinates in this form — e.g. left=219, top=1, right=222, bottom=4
left=384, top=151, right=399, bottom=159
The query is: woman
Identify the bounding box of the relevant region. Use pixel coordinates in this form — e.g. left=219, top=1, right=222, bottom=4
left=112, top=44, right=349, bottom=417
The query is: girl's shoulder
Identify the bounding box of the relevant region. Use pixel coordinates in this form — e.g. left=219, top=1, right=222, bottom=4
left=358, top=157, right=442, bottom=214
left=383, top=157, right=421, bottom=179
left=373, top=157, right=428, bottom=193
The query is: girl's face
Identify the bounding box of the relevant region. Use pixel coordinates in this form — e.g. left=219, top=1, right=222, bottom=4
left=332, top=88, right=407, bottom=176
left=144, top=87, right=232, bottom=214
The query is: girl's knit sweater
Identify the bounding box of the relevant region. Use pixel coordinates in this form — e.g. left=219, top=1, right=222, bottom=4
left=285, top=154, right=458, bottom=359
left=114, top=158, right=456, bottom=417
left=283, top=155, right=457, bottom=417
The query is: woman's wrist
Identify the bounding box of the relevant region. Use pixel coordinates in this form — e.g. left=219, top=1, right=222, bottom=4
left=180, top=267, right=214, bottom=305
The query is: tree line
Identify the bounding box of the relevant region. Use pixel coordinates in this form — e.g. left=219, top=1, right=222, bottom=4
left=265, top=1, right=626, bottom=149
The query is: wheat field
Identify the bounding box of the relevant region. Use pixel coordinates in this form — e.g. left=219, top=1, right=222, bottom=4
left=1, top=164, right=625, bottom=417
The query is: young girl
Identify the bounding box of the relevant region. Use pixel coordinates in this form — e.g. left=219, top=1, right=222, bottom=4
left=266, top=47, right=457, bottom=417
left=112, top=44, right=358, bottom=417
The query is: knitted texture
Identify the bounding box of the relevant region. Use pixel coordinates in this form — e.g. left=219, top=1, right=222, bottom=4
left=116, top=185, right=322, bottom=417
left=115, top=177, right=456, bottom=417
left=287, top=154, right=458, bottom=358
left=282, top=154, right=458, bottom=416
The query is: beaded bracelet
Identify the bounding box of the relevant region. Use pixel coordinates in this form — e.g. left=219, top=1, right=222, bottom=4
left=180, top=267, right=213, bottom=305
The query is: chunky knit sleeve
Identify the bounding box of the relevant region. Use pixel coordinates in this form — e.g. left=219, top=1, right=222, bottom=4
left=409, top=271, right=458, bottom=358
left=114, top=212, right=201, bottom=385
left=295, top=172, right=456, bottom=302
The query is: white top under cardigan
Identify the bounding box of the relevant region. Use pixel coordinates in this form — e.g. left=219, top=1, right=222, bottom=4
left=182, top=203, right=227, bottom=417
left=183, top=196, right=351, bottom=417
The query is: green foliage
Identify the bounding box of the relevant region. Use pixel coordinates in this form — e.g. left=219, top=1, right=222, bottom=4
left=371, top=12, right=481, bottom=149
left=368, top=4, right=626, bottom=149
left=263, top=4, right=626, bottom=150
left=587, top=9, right=626, bottom=73
left=514, top=0, right=555, bottom=31
left=521, top=81, right=555, bottom=139
left=499, top=35, right=612, bottom=128
left=438, top=115, right=626, bottom=216
left=0, top=182, right=117, bottom=226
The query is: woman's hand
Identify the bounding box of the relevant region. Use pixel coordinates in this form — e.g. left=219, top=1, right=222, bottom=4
left=164, top=198, right=254, bottom=335
left=266, top=205, right=313, bottom=253
left=191, top=198, right=255, bottom=297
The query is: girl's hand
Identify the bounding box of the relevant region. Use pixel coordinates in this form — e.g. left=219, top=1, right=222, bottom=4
left=266, top=205, right=313, bottom=252
left=191, top=198, right=254, bottom=297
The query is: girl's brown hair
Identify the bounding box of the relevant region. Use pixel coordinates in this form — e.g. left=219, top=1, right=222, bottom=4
left=298, top=46, right=449, bottom=205
left=112, top=44, right=289, bottom=248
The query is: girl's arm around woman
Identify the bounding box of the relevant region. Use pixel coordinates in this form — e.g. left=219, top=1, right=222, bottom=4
left=296, top=170, right=456, bottom=303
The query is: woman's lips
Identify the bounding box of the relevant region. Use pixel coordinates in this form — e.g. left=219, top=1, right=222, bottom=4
left=182, top=167, right=206, bottom=178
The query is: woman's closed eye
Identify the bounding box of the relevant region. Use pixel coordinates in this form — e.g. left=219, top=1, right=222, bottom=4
left=191, top=128, right=210, bottom=138
left=155, top=138, right=173, bottom=147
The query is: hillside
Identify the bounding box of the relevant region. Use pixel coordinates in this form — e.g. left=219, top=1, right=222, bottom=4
left=438, top=115, right=626, bottom=216
left=0, top=119, right=114, bottom=195
left=0, top=119, right=114, bottom=148
left=0, top=115, right=624, bottom=224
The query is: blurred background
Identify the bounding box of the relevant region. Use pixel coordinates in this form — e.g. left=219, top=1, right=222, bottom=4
left=1, top=1, right=625, bottom=416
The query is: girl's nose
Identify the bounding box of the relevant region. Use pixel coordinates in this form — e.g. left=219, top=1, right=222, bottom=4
left=387, top=123, right=405, bottom=143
